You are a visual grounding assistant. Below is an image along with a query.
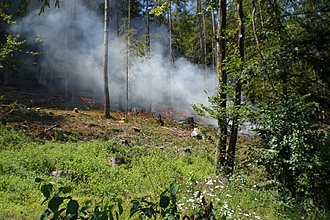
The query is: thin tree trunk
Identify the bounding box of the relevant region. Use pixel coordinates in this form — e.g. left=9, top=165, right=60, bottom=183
left=115, top=0, right=119, bottom=35
left=103, top=0, right=111, bottom=118
left=228, top=0, right=245, bottom=175
left=197, top=0, right=206, bottom=73
left=251, top=0, right=274, bottom=90
left=145, top=0, right=153, bottom=112
left=211, top=9, right=216, bottom=72
left=169, top=3, right=174, bottom=110
left=64, top=0, right=75, bottom=100
left=125, top=0, right=131, bottom=122
left=202, top=7, right=207, bottom=72
left=70, top=0, right=77, bottom=104
left=215, top=0, right=228, bottom=174
left=145, top=0, right=150, bottom=54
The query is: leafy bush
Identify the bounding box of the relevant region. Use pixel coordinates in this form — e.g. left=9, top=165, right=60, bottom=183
left=36, top=178, right=123, bottom=220
left=256, top=95, right=330, bottom=211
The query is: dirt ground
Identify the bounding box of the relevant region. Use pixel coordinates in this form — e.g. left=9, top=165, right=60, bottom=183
left=1, top=83, right=200, bottom=143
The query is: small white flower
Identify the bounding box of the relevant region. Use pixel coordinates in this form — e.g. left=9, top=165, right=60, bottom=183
left=206, top=179, right=213, bottom=185
left=187, top=198, right=194, bottom=203
left=193, top=191, right=200, bottom=197
left=255, top=216, right=261, bottom=219
left=226, top=194, right=232, bottom=198
left=207, top=193, right=215, bottom=197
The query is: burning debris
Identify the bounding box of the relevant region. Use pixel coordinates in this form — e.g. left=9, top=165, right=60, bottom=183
left=178, top=117, right=195, bottom=125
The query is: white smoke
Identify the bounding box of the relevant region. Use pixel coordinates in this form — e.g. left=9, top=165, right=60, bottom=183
left=11, top=1, right=217, bottom=115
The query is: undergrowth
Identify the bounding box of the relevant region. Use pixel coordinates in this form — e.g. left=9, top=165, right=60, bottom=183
left=0, top=122, right=326, bottom=219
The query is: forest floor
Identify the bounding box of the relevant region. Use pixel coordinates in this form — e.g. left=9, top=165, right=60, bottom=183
left=0, top=82, right=311, bottom=219
left=0, top=82, right=252, bottom=145
left=1, top=82, right=204, bottom=143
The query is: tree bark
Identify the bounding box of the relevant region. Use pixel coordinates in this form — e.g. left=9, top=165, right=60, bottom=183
left=125, top=0, right=131, bottom=122
left=115, top=0, right=119, bottom=35
left=202, top=6, right=207, bottom=72
left=145, top=0, right=150, bottom=54
left=103, top=0, right=111, bottom=118
left=145, top=0, right=153, bottom=112
left=197, top=0, right=206, bottom=73
left=215, top=0, right=228, bottom=174
left=211, top=9, right=216, bottom=72
left=169, top=2, right=174, bottom=109
left=228, top=0, right=245, bottom=175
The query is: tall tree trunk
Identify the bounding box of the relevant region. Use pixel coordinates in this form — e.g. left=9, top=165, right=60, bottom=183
left=64, top=0, right=76, bottom=101
left=169, top=2, right=174, bottom=109
left=103, top=0, right=111, bottom=118
left=211, top=9, right=216, bottom=72
left=197, top=0, right=206, bottom=73
left=145, top=0, right=150, bottom=54
left=202, top=7, right=207, bottom=72
left=215, top=0, right=228, bottom=174
left=70, top=0, right=77, bottom=104
left=115, top=0, right=119, bottom=35
left=145, top=0, right=153, bottom=112
left=228, top=0, right=245, bottom=175
left=125, top=0, right=131, bottom=122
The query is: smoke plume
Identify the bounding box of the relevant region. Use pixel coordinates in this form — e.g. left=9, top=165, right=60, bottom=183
left=11, top=1, right=217, bottom=115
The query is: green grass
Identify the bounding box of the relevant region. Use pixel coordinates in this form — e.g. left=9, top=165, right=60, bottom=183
left=0, top=124, right=315, bottom=219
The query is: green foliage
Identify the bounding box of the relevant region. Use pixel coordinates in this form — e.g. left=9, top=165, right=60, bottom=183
left=37, top=178, right=123, bottom=220
left=150, top=2, right=170, bottom=16
left=0, top=3, right=26, bottom=68
left=256, top=95, right=330, bottom=210
left=0, top=123, right=31, bottom=150
left=0, top=35, right=26, bottom=65
left=130, top=183, right=182, bottom=219
left=1, top=105, right=327, bottom=219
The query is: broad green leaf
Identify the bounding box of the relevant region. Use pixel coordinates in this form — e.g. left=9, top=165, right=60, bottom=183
left=129, top=202, right=140, bottom=217
left=48, top=196, right=64, bottom=212
left=142, top=207, right=155, bottom=218
left=41, top=183, right=53, bottom=199
left=35, top=177, right=43, bottom=183
left=40, top=209, right=51, bottom=220
left=159, top=195, right=170, bottom=209
left=66, top=200, right=79, bottom=215
left=170, top=183, right=178, bottom=197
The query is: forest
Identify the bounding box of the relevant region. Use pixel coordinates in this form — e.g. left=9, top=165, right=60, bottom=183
left=0, top=0, right=329, bottom=219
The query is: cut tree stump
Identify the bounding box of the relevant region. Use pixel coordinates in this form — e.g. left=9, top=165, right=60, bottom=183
left=107, top=157, right=125, bottom=166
